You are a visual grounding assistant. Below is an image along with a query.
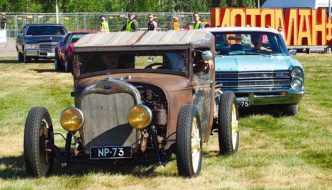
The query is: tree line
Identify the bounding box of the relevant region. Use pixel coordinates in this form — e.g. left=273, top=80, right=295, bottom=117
left=0, top=0, right=267, bottom=13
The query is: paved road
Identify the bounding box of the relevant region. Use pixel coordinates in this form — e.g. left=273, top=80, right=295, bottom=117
left=0, top=39, right=17, bottom=57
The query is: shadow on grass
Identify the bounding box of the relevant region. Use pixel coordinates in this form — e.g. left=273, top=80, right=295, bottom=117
left=0, top=155, right=177, bottom=179
left=31, top=69, right=58, bottom=73
left=239, top=105, right=286, bottom=118
left=0, top=59, right=53, bottom=64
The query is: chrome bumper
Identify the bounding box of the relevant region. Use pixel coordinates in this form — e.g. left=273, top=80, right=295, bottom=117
left=235, top=91, right=304, bottom=107
left=25, top=48, right=55, bottom=58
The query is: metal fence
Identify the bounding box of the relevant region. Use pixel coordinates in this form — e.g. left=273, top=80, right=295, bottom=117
left=3, top=12, right=211, bottom=38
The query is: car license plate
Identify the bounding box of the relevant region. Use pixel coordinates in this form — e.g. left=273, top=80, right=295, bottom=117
left=237, top=97, right=250, bottom=108
left=47, top=52, right=55, bottom=57
left=90, top=146, right=132, bottom=160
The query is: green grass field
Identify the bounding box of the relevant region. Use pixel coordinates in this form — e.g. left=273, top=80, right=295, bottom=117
left=0, top=55, right=331, bottom=189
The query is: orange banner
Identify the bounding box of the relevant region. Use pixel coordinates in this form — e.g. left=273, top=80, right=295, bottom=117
left=211, top=8, right=332, bottom=46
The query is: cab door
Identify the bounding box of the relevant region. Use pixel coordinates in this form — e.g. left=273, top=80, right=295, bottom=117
left=192, top=50, right=215, bottom=141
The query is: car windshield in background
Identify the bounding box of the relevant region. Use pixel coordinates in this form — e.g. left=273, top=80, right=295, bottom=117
left=71, top=34, right=87, bottom=43
left=78, top=51, right=187, bottom=75
left=26, top=26, right=66, bottom=36
left=212, top=32, right=288, bottom=56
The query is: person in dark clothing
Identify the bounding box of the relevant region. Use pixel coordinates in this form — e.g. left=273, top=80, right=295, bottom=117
left=147, top=14, right=158, bottom=31
left=1, top=13, right=8, bottom=30
left=122, top=13, right=138, bottom=32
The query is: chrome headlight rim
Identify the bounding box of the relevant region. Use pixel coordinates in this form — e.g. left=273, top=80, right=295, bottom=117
left=290, top=78, right=303, bottom=91
left=128, top=104, right=153, bottom=129
left=60, top=107, right=84, bottom=132
left=291, top=67, right=304, bottom=79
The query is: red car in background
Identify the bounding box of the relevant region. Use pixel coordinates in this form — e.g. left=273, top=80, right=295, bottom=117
left=54, top=30, right=96, bottom=72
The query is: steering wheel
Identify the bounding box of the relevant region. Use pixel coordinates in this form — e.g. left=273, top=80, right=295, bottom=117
left=144, top=62, right=164, bottom=69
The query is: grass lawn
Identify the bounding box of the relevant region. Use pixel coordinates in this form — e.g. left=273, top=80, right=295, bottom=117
left=0, top=55, right=331, bottom=189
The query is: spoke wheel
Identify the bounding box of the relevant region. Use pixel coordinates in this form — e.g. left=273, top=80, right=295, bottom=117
left=217, top=92, right=239, bottom=155
left=24, top=107, right=54, bottom=177
left=176, top=105, right=202, bottom=178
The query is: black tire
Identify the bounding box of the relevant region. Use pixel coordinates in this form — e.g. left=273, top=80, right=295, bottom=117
left=176, top=105, right=203, bottom=178
left=281, top=104, right=298, bottom=116
left=54, top=53, right=64, bottom=71
left=218, top=92, right=239, bottom=155
left=24, top=107, right=54, bottom=177
left=65, top=54, right=73, bottom=72
left=18, top=52, right=24, bottom=62
left=23, top=53, right=31, bottom=63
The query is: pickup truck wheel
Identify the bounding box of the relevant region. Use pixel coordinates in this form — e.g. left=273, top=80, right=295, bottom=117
left=18, top=52, right=24, bottom=62
left=281, top=104, right=298, bottom=116
left=24, top=107, right=54, bottom=177
left=218, top=92, right=239, bottom=155
left=23, top=54, right=31, bottom=63
left=176, top=105, right=202, bottom=178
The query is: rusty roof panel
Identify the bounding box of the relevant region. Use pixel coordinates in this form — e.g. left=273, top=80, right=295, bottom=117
left=74, top=30, right=214, bottom=52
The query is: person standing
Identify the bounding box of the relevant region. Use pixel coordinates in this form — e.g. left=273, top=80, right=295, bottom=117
left=193, top=13, right=203, bottom=30
left=122, top=13, right=138, bottom=32
left=147, top=14, right=158, bottom=31
left=99, top=16, right=109, bottom=32
left=172, top=17, right=180, bottom=30
left=1, top=13, right=8, bottom=30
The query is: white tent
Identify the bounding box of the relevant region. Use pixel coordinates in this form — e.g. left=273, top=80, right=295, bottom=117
left=262, top=0, right=331, bottom=8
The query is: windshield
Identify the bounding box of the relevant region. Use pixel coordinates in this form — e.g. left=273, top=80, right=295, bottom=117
left=70, top=33, right=87, bottom=43
left=26, top=25, right=67, bottom=36
left=78, top=50, right=188, bottom=75
left=212, top=31, right=288, bottom=56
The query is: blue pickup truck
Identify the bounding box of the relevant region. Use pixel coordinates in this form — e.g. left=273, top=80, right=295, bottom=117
left=207, top=27, right=305, bottom=115
left=16, top=24, right=67, bottom=63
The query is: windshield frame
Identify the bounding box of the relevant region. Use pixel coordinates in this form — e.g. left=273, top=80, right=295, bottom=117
left=212, top=31, right=289, bottom=56
left=74, top=49, right=190, bottom=79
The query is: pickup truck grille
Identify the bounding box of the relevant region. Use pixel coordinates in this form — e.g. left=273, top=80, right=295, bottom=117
left=80, top=93, right=138, bottom=152
left=39, top=43, right=57, bottom=49
left=216, top=71, right=291, bottom=90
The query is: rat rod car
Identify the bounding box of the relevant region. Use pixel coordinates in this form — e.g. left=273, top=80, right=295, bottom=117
left=23, top=30, right=239, bottom=178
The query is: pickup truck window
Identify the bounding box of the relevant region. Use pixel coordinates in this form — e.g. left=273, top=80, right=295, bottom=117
left=26, top=26, right=66, bottom=36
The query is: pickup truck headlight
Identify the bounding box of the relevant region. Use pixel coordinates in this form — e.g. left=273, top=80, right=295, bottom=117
left=290, top=78, right=303, bottom=91
left=25, top=44, right=38, bottom=49
left=291, top=67, right=304, bottom=79
left=128, top=105, right=152, bottom=129
left=290, top=67, right=304, bottom=91
left=60, top=107, right=84, bottom=132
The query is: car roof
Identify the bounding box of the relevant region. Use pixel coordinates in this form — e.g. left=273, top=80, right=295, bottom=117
left=74, top=30, right=214, bottom=52
left=206, top=27, right=280, bottom=34
left=24, top=23, right=66, bottom=27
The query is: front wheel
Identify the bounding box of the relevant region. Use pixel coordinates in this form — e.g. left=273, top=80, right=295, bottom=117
left=24, top=107, right=54, bottom=177
left=176, top=105, right=202, bottom=178
left=217, top=92, right=239, bottom=155
left=280, top=104, right=298, bottom=116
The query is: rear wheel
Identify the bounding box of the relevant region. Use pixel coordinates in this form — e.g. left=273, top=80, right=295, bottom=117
left=176, top=105, right=202, bottom=178
left=217, top=92, right=239, bottom=155
left=24, top=107, right=54, bottom=177
left=65, top=54, right=73, bottom=72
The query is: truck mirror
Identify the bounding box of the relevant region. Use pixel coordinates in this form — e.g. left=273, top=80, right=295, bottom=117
left=202, top=50, right=213, bottom=61
left=288, top=49, right=297, bottom=56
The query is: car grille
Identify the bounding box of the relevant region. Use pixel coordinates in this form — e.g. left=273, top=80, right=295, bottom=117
left=80, top=93, right=138, bottom=152
left=39, top=43, right=57, bottom=49
left=215, top=71, right=291, bottom=90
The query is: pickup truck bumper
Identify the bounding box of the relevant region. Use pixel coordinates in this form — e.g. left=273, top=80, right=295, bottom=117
left=25, top=48, right=55, bottom=58
left=235, top=91, right=304, bottom=108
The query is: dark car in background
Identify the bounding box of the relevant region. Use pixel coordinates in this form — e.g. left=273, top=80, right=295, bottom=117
left=16, top=24, right=67, bottom=63
left=54, top=30, right=97, bottom=72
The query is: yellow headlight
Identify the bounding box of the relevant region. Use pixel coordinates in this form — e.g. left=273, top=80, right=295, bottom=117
left=128, top=105, right=152, bottom=129
left=60, top=107, right=84, bottom=132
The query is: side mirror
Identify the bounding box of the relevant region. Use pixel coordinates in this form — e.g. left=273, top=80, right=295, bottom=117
left=202, top=50, right=213, bottom=61
left=289, top=49, right=297, bottom=56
